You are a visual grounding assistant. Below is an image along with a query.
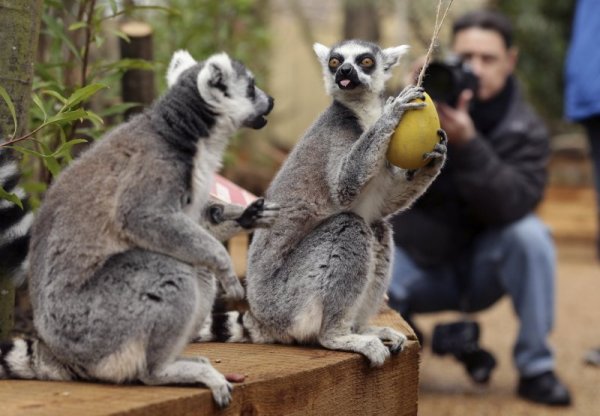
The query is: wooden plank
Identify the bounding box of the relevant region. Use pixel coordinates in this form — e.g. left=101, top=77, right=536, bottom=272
left=0, top=308, right=419, bottom=416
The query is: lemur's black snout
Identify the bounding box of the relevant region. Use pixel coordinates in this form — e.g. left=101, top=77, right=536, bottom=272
left=339, top=64, right=353, bottom=76
left=335, top=63, right=360, bottom=90
left=266, top=96, right=274, bottom=114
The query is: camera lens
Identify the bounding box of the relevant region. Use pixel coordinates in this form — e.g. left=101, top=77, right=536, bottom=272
left=422, top=63, right=456, bottom=104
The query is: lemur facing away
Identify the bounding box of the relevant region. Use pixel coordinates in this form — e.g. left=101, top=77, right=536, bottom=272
left=196, top=40, right=447, bottom=367
left=0, top=50, right=275, bottom=408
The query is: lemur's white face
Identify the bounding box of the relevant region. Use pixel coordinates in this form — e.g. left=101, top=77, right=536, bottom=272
left=167, top=50, right=274, bottom=129
left=313, top=41, right=409, bottom=97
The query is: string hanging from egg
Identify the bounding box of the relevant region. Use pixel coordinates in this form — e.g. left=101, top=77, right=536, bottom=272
left=417, top=0, right=455, bottom=88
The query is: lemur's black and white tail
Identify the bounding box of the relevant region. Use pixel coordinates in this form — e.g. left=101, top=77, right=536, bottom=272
left=0, top=337, right=74, bottom=381
left=0, top=148, right=32, bottom=285
left=195, top=311, right=273, bottom=344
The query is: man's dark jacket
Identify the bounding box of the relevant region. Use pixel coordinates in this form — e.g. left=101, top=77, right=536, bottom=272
left=391, top=79, right=550, bottom=267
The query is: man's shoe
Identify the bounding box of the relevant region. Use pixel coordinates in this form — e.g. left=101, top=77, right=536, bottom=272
left=517, top=371, right=572, bottom=406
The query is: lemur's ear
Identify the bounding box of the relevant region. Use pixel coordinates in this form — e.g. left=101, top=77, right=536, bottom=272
left=199, top=53, right=233, bottom=93
left=166, top=50, right=196, bottom=87
left=313, top=43, right=331, bottom=66
left=382, top=45, right=410, bottom=72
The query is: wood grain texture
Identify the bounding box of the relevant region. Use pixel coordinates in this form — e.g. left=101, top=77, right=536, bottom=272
left=0, top=308, right=419, bottom=416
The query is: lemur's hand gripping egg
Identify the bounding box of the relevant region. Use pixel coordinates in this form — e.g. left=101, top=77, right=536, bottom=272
left=387, top=92, right=440, bottom=170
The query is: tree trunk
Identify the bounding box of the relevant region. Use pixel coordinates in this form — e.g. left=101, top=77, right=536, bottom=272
left=0, top=0, right=43, bottom=339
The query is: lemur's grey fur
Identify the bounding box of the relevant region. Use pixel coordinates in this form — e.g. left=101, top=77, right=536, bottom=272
left=0, top=50, right=274, bottom=408
left=197, top=40, right=447, bottom=367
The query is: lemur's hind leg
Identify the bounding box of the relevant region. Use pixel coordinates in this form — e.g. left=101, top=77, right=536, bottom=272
left=292, top=213, right=391, bottom=367
left=79, top=249, right=232, bottom=408
left=352, top=221, right=407, bottom=354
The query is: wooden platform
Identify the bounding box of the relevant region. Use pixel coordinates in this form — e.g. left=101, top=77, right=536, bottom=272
left=0, top=308, right=419, bottom=416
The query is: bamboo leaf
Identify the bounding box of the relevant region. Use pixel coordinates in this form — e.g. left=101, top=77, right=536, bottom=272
left=68, top=22, right=88, bottom=31
left=83, top=110, right=104, bottom=128
left=63, top=84, right=107, bottom=109
left=38, top=142, right=61, bottom=178
left=53, top=139, right=87, bottom=159
left=45, top=108, right=88, bottom=125
left=41, top=89, right=68, bottom=105
left=31, top=93, right=48, bottom=122
left=0, top=185, right=23, bottom=209
left=0, top=85, right=18, bottom=138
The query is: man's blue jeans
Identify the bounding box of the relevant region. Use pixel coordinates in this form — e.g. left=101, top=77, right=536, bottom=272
left=388, top=214, right=556, bottom=377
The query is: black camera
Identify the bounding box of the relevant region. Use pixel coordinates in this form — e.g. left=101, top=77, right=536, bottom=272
left=431, top=320, right=480, bottom=356
left=422, top=57, right=479, bottom=107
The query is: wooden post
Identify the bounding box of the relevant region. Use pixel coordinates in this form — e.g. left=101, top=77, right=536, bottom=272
left=119, top=21, right=155, bottom=119
left=0, top=0, right=43, bottom=339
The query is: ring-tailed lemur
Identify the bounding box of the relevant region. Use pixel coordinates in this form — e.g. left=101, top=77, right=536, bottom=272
left=196, top=40, right=447, bottom=367
left=0, top=50, right=275, bottom=408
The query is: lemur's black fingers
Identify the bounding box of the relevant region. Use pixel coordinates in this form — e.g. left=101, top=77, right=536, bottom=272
left=405, top=169, right=416, bottom=181
left=251, top=197, right=265, bottom=209
left=437, top=128, right=448, bottom=145
left=262, top=202, right=281, bottom=212
left=209, top=204, right=225, bottom=224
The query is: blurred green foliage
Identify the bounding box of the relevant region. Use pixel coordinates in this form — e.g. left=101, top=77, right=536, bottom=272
left=138, top=0, right=271, bottom=89
left=494, top=0, right=575, bottom=131
left=0, top=0, right=272, bottom=207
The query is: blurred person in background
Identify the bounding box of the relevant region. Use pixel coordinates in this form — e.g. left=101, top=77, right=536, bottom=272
left=388, top=9, right=572, bottom=406
left=564, top=0, right=600, bottom=367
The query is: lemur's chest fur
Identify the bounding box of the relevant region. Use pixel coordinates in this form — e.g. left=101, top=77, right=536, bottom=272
left=184, top=137, right=226, bottom=222
left=351, top=165, right=394, bottom=223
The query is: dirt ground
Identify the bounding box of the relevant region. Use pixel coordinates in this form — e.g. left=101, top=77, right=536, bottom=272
left=414, top=240, right=600, bottom=416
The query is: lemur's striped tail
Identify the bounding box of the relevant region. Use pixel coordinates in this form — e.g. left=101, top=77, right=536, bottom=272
left=0, top=337, right=73, bottom=381
left=0, top=148, right=32, bottom=286
left=195, top=311, right=274, bottom=344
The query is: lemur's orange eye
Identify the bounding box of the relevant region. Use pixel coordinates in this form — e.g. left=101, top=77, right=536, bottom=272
left=361, top=57, right=374, bottom=67
left=329, top=58, right=341, bottom=68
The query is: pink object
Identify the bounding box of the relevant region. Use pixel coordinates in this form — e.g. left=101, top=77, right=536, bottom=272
left=210, top=174, right=257, bottom=206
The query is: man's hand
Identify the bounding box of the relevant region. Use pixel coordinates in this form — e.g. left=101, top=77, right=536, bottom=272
left=436, top=90, right=476, bottom=146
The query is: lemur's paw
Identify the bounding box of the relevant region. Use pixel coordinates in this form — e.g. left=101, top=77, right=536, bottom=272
left=405, top=169, right=416, bottom=181
left=363, top=337, right=391, bottom=367
left=397, top=85, right=425, bottom=105
left=237, top=198, right=281, bottom=229
left=422, top=129, right=448, bottom=168
left=384, top=330, right=407, bottom=354
left=209, top=377, right=234, bottom=409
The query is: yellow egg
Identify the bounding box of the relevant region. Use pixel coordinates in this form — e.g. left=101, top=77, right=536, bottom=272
left=387, top=92, right=440, bottom=170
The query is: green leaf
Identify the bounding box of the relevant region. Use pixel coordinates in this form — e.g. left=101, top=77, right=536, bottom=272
left=45, top=108, right=88, bottom=125
left=53, top=139, right=87, bottom=159
left=0, top=85, right=17, bottom=138
left=41, top=89, right=68, bottom=105
left=63, top=83, right=107, bottom=109
left=31, top=93, right=48, bottom=123
left=68, top=22, right=88, bottom=31
left=38, top=142, right=61, bottom=178
left=0, top=185, right=23, bottom=209
left=83, top=110, right=104, bottom=128
left=108, top=0, right=118, bottom=14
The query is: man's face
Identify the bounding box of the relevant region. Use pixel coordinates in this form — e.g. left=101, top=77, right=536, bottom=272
left=452, top=27, right=517, bottom=101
